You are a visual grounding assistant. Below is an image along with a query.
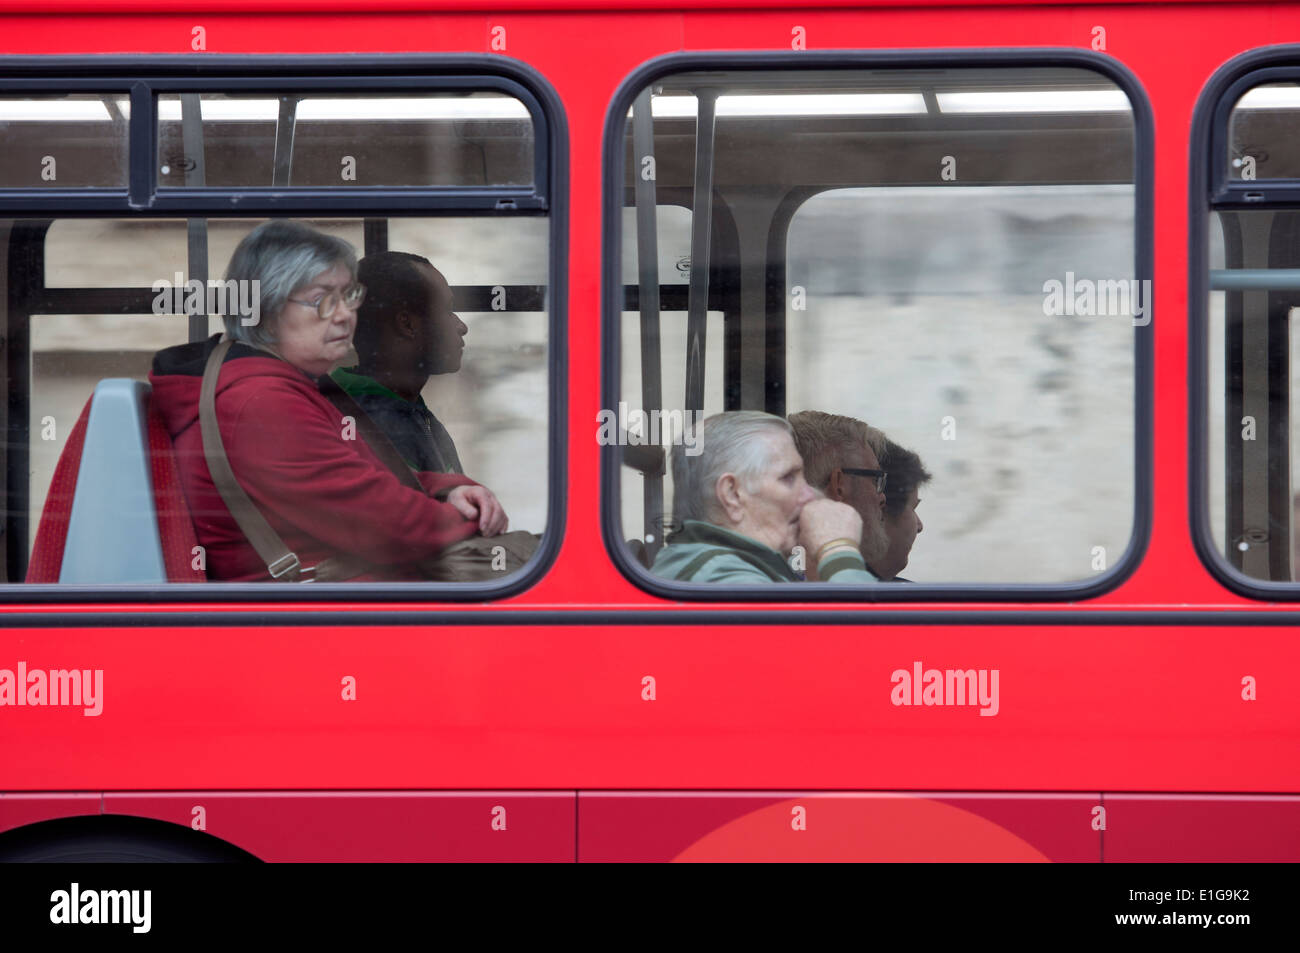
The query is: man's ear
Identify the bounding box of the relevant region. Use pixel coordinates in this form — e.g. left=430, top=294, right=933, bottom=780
left=394, top=310, right=420, bottom=340
left=715, top=473, right=745, bottom=525
left=826, top=468, right=847, bottom=502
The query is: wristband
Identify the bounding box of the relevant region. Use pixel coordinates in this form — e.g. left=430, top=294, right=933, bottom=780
left=818, top=549, right=867, bottom=579
left=814, top=537, right=859, bottom=564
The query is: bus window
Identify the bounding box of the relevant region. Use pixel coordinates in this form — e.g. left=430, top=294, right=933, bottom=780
left=1207, top=82, right=1300, bottom=582
left=20, top=215, right=550, bottom=583
left=13, top=215, right=550, bottom=586
left=0, top=93, right=129, bottom=187
left=1226, top=82, right=1300, bottom=181
left=155, top=92, right=533, bottom=189
left=0, top=64, right=556, bottom=591
left=786, top=184, right=1136, bottom=584
left=611, top=60, right=1145, bottom=590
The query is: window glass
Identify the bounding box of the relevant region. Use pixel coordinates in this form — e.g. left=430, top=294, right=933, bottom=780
left=0, top=94, right=128, bottom=187
left=10, top=215, right=549, bottom=584
left=388, top=217, right=549, bottom=534
left=1227, top=82, right=1300, bottom=181
left=615, top=65, right=1141, bottom=587
left=1206, top=207, right=1300, bottom=580
left=155, top=92, right=534, bottom=188
left=787, top=185, right=1135, bottom=583
left=619, top=205, right=723, bottom=546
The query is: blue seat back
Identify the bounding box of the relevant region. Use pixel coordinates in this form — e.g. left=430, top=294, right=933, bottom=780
left=59, top=379, right=168, bottom=584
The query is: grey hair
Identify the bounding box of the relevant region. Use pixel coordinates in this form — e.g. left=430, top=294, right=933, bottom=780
left=671, top=410, right=793, bottom=526
left=222, top=220, right=358, bottom=347
left=788, top=410, right=885, bottom=491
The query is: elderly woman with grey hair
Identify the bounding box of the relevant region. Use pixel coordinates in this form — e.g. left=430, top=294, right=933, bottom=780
left=651, top=410, right=878, bottom=583
left=149, top=220, right=506, bottom=581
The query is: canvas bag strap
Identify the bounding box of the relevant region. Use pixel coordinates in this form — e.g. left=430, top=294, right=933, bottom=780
left=199, top=338, right=304, bottom=580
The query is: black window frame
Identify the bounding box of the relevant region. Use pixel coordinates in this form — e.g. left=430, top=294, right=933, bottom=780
left=0, top=54, right=567, bottom=604
left=601, top=48, right=1154, bottom=602
left=1190, top=44, right=1300, bottom=599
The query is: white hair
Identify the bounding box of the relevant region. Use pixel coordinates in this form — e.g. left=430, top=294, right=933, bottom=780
left=670, top=410, right=793, bottom=525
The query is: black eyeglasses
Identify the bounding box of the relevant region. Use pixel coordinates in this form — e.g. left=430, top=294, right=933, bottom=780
left=842, top=468, right=888, bottom=493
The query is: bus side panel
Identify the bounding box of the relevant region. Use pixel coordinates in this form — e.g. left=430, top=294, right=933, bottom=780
left=102, top=792, right=576, bottom=863
left=1105, top=795, right=1300, bottom=862
left=0, top=13, right=485, bottom=55
left=0, top=793, right=100, bottom=832
left=0, top=621, right=1295, bottom=793
left=578, top=792, right=1100, bottom=862
left=680, top=6, right=1078, bottom=52
left=7, top=789, right=1300, bottom=861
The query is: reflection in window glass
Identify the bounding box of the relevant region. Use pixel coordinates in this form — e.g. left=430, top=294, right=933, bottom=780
left=155, top=92, right=534, bottom=188
left=0, top=94, right=128, bottom=187
left=616, top=65, right=1140, bottom=587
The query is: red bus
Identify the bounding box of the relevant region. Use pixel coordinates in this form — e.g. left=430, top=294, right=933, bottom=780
left=0, top=0, right=1297, bottom=863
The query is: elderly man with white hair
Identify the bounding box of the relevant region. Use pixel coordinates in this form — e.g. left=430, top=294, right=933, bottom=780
left=651, top=410, right=878, bottom=583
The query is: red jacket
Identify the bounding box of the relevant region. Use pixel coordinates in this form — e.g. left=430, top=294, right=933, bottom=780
left=150, top=337, right=478, bottom=581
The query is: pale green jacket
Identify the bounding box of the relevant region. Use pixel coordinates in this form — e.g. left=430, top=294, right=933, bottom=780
left=651, top=520, right=878, bottom=584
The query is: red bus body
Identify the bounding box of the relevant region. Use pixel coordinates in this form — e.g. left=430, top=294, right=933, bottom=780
left=0, top=0, right=1298, bottom=862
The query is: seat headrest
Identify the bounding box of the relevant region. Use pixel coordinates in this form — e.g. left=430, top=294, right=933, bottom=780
left=59, top=379, right=168, bottom=584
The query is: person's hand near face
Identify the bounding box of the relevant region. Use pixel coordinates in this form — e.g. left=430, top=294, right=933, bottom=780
left=798, top=498, right=864, bottom=570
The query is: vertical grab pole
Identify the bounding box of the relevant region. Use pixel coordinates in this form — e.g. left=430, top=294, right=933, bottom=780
left=180, top=93, right=209, bottom=343
left=272, top=96, right=298, bottom=189
left=633, top=88, right=666, bottom=554
left=685, top=90, right=716, bottom=417
left=364, top=219, right=390, bottom=257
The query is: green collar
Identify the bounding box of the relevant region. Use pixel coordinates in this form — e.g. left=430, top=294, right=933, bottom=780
left=668, top=520, right=798, bottom=581
left=331, top=366, right=427, bottom=408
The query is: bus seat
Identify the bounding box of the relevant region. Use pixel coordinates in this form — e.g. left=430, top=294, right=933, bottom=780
left=626, top=538, right=652, bottom=568
left=26, top=379, right=207, bottom=584
left=622, top=442, right=665, bottom=568
left=622, top=442, right=664, bottom=477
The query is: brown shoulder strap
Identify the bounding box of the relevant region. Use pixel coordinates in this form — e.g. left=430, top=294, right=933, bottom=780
left=199, top=338, right=302, bottom=580
left=316, top=375, right=423, bottom=491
